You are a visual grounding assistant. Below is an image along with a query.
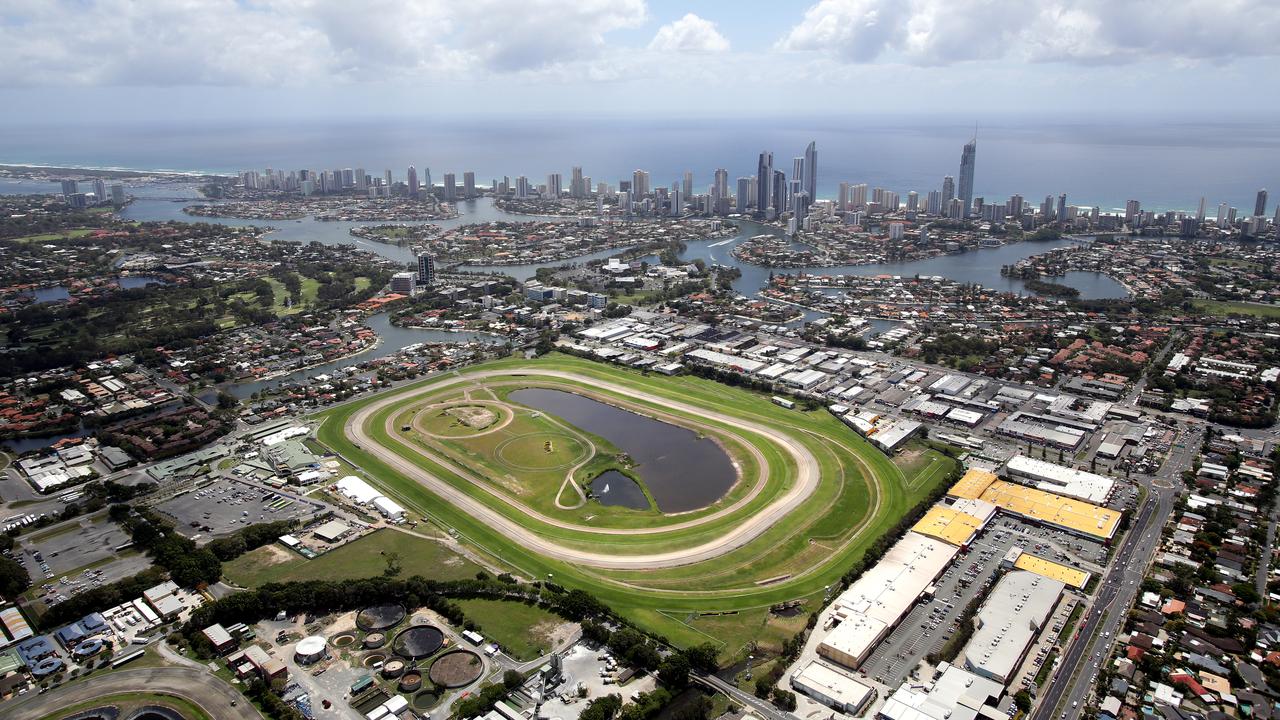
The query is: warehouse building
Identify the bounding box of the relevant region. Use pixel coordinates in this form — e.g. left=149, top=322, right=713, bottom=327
left=1002, top=455, right=1116, bottom=505
left=911, top=505, right=992, bottom=548
left=947, top=469, right=1122, bottom=542
left=791, top=660, right=876, bottom=714
left=963, top=570, right=1065, bottom=684
left=818, top=531, right=958, bottom=669
left=878, top=664, right=1004, bottom=720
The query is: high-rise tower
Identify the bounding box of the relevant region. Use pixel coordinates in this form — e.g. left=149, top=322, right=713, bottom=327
left=958, top=138, right=977, bottom=216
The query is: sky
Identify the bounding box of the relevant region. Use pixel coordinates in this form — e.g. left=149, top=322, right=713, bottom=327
left=1, top=0, right=1279, bottom=124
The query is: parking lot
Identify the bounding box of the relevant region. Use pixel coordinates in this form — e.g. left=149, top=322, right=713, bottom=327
left=17, top=514, right=154, bottom=608
left=19, top=513, right=130, bottom=577
left=154, top=478, right=326, bottom=538
left=860, top=516, right=1106, bottom=689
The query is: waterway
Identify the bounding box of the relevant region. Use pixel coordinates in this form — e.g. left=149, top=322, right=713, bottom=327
left=5, top=178, right=1127, bottom=299
left=507, top=387, right=737, bottom=513
left=223, top=312, right=505, bottom=399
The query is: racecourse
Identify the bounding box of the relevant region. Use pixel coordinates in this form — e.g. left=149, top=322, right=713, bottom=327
left=314, top=354, right=955, bottom=650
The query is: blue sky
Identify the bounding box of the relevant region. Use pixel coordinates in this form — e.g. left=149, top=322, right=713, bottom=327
left=2, top=0, right=1278, bottom=124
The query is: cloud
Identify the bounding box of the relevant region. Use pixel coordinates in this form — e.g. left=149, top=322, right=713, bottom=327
left=648, top=14, right=730, bottom=54
left=777, top=0, right=1280, bottom=66
left=0, top=0, right=647, bottom=86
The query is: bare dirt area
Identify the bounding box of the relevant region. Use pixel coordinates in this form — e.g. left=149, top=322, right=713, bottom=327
left=447, top=405, right=498, bottom=429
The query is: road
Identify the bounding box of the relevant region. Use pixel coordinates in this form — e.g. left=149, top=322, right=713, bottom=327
left=5, top=666, right=260, bottom=720
left=698, top=673, right=799, bottom=720
left=342, top=367, right=828, bottom=569
left=1033, top=427, right=1198, bottom=720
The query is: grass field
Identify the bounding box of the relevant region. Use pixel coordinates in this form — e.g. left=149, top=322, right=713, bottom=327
left=454, top=598, right=565, bottom=660
left=313, top=354, right=955, bottom=654
left=10, top=228, right=97, bottom=244
left=222, top=529, right=484, bottom=587
left=1193, top=299, right=1280, bottom=318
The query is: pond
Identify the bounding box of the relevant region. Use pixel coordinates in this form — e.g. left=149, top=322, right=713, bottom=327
left=589, top=470, right=650, bottom=510
left=507, top=388, right=736, bottom=513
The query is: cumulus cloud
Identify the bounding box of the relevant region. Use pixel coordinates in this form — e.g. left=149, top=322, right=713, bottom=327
left=648, top=13, right=730, bottom=54
left=0, top=0, right=647, bottom=86
left=777, top=0, right=1280, bottom=65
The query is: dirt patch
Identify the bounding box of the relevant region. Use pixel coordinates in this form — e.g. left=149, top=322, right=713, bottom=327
left=429, top=650, right=485, bottom=688
left=447, top=405, right=498, bottom=429
left=538, top=619, right=579, bottom=652
left=257, top=543, right=296, bottom=567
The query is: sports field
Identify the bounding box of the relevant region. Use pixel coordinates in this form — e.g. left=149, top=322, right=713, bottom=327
left=314, top=353, right=954, bottom=654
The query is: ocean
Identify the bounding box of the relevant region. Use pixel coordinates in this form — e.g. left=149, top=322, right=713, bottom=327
left=1, top=117, right=1277, bottom=213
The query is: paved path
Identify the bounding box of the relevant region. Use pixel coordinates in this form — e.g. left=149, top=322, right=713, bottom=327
left=6, top=666, right=259, bottom=720
left=343, top=368, right=826, bottom=569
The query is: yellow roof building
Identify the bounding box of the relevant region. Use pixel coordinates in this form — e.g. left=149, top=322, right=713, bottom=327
left=1013, top=553, right=1091, bottom=588
left=947, top=468, right=999, bottom=500
left=947, top=468, right=1121, bottom=541
left=912, top=505, right=986, bottom=547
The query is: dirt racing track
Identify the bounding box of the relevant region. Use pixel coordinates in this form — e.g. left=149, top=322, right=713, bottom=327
left=341, top=367, right=827, bottom=570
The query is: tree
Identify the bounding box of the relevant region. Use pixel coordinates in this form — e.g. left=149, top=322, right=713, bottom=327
left=216, top=391, right=238, bottom=410
left=770, top=688, right=796, bottom=711
left=383, top=551, right=403, bottom=577
left=657, top=653, right=690, bottom=689
left=0, top=557, right=31, bottom=599
left=683, top=643, right=719, bottom=673
left=503, top=670, right=524, bottom=690
left=579, top=694, right=623, bottom=720
left=1014, top=690, right=1032, bottom=713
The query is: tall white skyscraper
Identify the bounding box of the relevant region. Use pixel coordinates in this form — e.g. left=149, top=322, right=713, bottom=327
left=802, top=141, right=817, bottom=201
left=1217, top=201, right=1229, bottom=228
left=838, top=182, right=850, bottom=211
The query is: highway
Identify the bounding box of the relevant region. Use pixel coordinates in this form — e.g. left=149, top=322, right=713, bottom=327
left=1033, top=427, right=1198, bottom=720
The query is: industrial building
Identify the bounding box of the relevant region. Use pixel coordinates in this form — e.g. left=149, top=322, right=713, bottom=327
left=911, top=504, right=993, bottom=548
left=878, top=664, right=1004, bottom=720
left=995, top=412, right=1087, bottom=450
left=791, top=660, right=876, bottom=714
left=963, top=571, right=1065, bottom=684
left=1007, top=549, right=1091, bottom=589
left=819, top=531, right=958, bottom=669
left=947, top=469, right=1122, bottom=541
left=1002, top=455, right=1115, bottom=505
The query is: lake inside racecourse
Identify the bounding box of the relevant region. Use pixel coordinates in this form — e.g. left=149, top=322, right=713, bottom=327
left=507, top=388, right=737, bottom=513
left=589, top=470, right=650, bottom=510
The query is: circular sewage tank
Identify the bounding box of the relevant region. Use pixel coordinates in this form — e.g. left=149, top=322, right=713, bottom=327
left=399, top=670, right=423, bottom=693
left=392, top=624, right=444, bottom=660
left=363, top=632, right=386, bottom=649
left=362, top=653, right=387, bottom=668
left=381, top=659, right=406, bottom=679
left=331, top=633, right=356, bottom=649
left=429, top=650, right=484, bottom=688
left=357, top=603, right=406, bottom=632
left=295, top=635, right=328, bottom=665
